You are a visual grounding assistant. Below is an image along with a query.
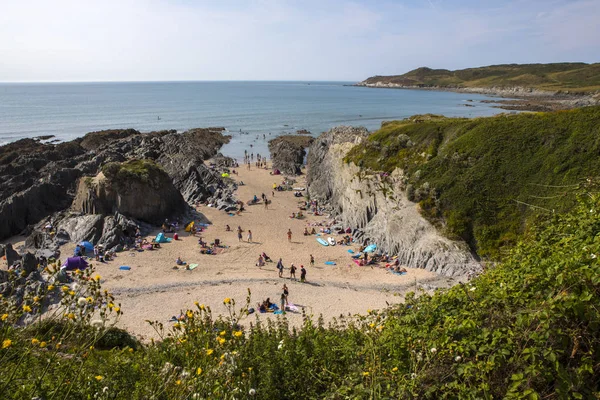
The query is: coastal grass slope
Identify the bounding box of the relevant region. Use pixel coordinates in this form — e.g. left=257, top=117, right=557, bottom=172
left=1, top=190, right=599, bottom=398
left=360, top=63, right=600, bottom=92
left=345, top=106, right=600, bottom=258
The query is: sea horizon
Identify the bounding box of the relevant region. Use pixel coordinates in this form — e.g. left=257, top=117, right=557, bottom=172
left=0, top=80, right=506, bottom=159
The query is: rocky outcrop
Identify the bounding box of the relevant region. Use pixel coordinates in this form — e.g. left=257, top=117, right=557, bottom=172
left=268, top=135, right=315, bottom=175
left=73, top=160, right=186, bottom=225
left=0, top=127, right=232, bottom=241
left=307, top=126, right=481, bottom=279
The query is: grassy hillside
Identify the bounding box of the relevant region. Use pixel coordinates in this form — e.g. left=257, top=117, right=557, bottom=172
left=345, top=106, right=600, bottom=258
left=1, top=191, right=599, bottom=398
left=361, top=63, right=600, bottom=92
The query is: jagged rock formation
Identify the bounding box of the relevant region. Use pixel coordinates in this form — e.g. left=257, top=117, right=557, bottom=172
left=307, top=126, right=481, bottom=279
left=73, top=160, right=186, bottom=225
left=268, top=135, right=314, bottom=175
left=0, top=128, right=233, bottom=241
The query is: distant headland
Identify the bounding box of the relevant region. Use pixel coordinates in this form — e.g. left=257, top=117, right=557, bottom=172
left=355, top=63, right=600, bottom=111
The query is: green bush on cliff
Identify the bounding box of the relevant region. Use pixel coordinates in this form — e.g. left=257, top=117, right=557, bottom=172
left=102, top=159, right=166, bottom=186
left=346, top=106, right=600, bottom=258
left=1, top=191, right=600, bottom=398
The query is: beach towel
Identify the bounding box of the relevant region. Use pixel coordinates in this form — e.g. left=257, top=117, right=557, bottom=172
left=392, top=271, right=407, bottom=276
left=347, top=249, right=354, bottom=254
left=274, top=310, right=283, bottom=315
left=119, top=266, right=131, bottom=271
left=324, top=261, right=336, bottom=265
left=353, top=259, right=363, bottom=266
left=188, top=264, right=199, bottom=270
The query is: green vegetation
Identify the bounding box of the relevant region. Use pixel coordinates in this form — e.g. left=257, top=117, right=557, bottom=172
left=345, top=106, right=600, bottom=258
left=102, top=159, right=166, bottom=186
left=2, top=191, right=600, bottom=398
left=363, top=63, right=600, bottom=92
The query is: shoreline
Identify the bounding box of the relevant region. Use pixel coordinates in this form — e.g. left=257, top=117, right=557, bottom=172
left=351, top=83, right=600, bottom=112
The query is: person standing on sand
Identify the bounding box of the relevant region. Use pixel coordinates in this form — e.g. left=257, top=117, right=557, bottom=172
left=264, top=198, right=268, bottom=210
left=310, top=254, right=314, bottom=267
left=277, top=258, right=284, bottom=277
left=290, top=264, right=296, bottom=280
left=238, top=230, right=242, bottom=242
left=300, top=265, right=307, bottom=282
left=280, top=292, right=286, bottom=314
left=247, top=230, right=253, bottom=243
left=283, top=284, right=289, bottom=304
left=287, top=229, right=292, bottom=242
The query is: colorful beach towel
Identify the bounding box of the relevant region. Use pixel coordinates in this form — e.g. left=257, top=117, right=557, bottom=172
left=188, top=264, right=199, bottom=270
left=119, top=266, right=131, bottom=271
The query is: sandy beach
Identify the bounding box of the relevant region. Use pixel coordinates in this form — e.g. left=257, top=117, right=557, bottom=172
left=5, top=163, right=450, bottom=340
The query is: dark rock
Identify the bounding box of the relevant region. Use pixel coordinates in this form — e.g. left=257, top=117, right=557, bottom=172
left=22, top=253, right=39, bottom=276
left=1, top=127, right=231, bottom=241
left=269, top=135, right=315, bottom=175
left=5, top=243, right=20, bottom=267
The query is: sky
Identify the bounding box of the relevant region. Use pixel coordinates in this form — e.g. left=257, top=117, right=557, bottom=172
left=0, top=0, right=599, bottom=82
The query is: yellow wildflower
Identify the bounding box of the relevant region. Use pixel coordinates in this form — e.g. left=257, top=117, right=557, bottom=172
left=217, top=337, right=226, bottom=345
left=369, top=323, right=375, bottom=329
left=68, top=291, right=75, bottom=296
left=2, top=313, right=8, bottom=321
left=2, top=339, right=11, bottom=349
left=173, top=323, right=181, bottom=329
left=234, top=331, right=243, bottom=338
left=196, top=367, right=202, bottom=375
left=219, top=330, right=226, bottom=336
left=23, top=305, right=32, bottom=313
left=176, top=380, right=181, bottom=385
left=61, top=286, right=69, bottom=292
left=86, top=297, right=93, bottom=303
left=194, top=301, right=199, bottom=306
left=114, top=307, right=120, bottom=313
left=47, top=284, right=55, bottom=291
left=94, top=275, right=101, bottom=281
left=95, top=375, right=103, bottom=381
left=33, top=296, right=40, bottom=303
left=392, top=367, right=398, bottom=372
left=362, top=372, right=369, bottom=376
left=55, top=343, right=61, bottom=349
left=40, top=341, right=47, bottom=348
left=206, top=349, right=214, bottom=356
left=129, top=348, right=134, bottom=353
left=108, top=303, right=114, bottom=309
left=186, top=310, right=193, bottom=319
left=67, top=313, right=75, bottom=320
left=31, top=338, right=40, bottom=345
left=223, top=297, right=231, bottom=304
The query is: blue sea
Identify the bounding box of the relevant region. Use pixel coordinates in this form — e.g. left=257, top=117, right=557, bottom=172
left=0, top=81, right=505, bottom=159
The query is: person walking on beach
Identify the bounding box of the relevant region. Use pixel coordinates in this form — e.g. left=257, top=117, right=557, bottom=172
left=300, top=265, right=307, bottom=283
left=310, top=254, right=314, bottom=267
left=287, top=229, right=292, bottom=242
left=277, top=258, right=284, bottom=277
left=264, top=197, right=268, bottom=210
left=290, top=263, right=297, bottom=280
left=247, top=230, right=253, bottom=243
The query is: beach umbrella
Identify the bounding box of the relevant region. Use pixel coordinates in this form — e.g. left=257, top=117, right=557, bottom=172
left=79, top=241, right=94, bottom=252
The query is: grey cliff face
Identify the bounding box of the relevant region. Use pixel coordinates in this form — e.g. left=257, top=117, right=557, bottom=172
left=307, top=126, right=481, bottom=279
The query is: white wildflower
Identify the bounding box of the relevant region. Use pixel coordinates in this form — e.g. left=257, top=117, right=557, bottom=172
left=591, top=253, right=597, bottom=259
left=91, top=319, right=103, bottom=328
left=410, top=373, right=416, bottom=379
left=430, top=348, right=437, bottom=354
left=277, top=340, right=284, bottom=350
left=455, top=356, right=462, bottom=362
left=102, top=387, right=109, bottom=393
left=77, top=297, right=87, bottom=306
left=469, top=287, right=476, bottom=292
left=416, top=352, right=423, bottom=361
left=249, top=388, right=257, bottom=396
